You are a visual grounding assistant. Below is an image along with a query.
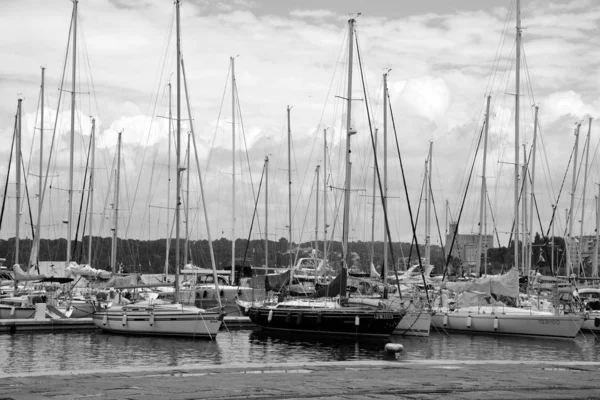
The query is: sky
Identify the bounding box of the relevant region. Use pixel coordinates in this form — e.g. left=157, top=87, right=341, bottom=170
left=0, top=0, right=599, bottom=265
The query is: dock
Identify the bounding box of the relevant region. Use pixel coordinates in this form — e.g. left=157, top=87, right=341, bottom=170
left=0, top=316, right=254, bottom=333
left=2, top=360, right=600, bottom=399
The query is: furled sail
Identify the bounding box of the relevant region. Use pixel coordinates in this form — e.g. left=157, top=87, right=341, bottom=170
left=440, top=268, right=519, bottom=298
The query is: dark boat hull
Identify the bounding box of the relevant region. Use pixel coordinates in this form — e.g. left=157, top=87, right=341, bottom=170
left=248, top=306, right=403, bottom=337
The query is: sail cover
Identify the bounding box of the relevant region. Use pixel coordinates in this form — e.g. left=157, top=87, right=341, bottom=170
left=440, top=268, right=519, bottom=298
left=13, top=264, right=46, bottom=281
left=65, top=262, right=112, bottom=280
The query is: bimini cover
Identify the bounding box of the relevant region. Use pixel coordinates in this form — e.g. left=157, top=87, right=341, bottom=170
left=440, top=268, right=519, bottom=298
left=12, top=264, right=46, bottom=281
left=65, top=262, right=112, bottom=280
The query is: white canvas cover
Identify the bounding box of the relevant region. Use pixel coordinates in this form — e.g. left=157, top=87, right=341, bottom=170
left=440, top=268, right=519, bottom=298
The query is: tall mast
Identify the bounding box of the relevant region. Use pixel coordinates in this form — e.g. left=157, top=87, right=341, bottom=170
left=522, top=145, right=527, bottom=276
left=477, top=95, right=491, bottom=276
left=287, top=105, right=293, bottom=268
left=110, top=131, right=121, bottom=272
left=579, top=118, right=592, bottom=270
left=184, top=131, right=190, bottom=266
left=315, top=165, right=320, bottom=256
left=265, top=156, right=269, bottom=270
left=37, top=67, right=44, bottom=266
left=594, top=184, right=599, bottom=277
left=231, top=56, right=236, bottom=284
left=165, top=82, right=172, bottom=276
left=323, top=128, right=328, bottom=263
left=370, top=128, right=378, bottom=267
left=567, top=123, right=581, bottom=277
left=341, top=18, right=355, bottom=298
left=175, top=0, right=181, bottom=298
left=182, top=57, right=222, bottom=309
left=66, top=0, right=78, bottom=266
left=527, top=106, right=539, bottom=279
left=88, top=118, right=95, bottom=265
left=15, top=98, right=22, bottom=266
left=425, top=141, right=432, bottom=264
left=382, top=71, right=388, bottom=279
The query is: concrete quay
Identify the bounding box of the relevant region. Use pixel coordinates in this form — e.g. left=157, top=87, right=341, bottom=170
left=1, top=359, right=599, bottom=399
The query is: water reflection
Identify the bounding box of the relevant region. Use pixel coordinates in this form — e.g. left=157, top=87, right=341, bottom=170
left=0, top=329, right=599, bottom=375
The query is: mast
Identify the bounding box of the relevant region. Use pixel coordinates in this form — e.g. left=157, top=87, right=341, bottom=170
left=579, top=117, right=592, bottom=271
left=370, top=128, right=378, bottom=267
left=323, top=128, right=328, bottom=263
left=425, top=141, right=432, bottom=264
left=182, top=57, right=222, bottom=309
left=66, top=0, right=78, bottom=266
left=567, top=123, right=581, bottom=277
left=165, top=82, right=172, bottom=276
left=477, top=95, right=491, bottom=276
left=184, top=130, right=190, bottom=266
left=341, top=18, right=356, bottom=298
left=37, top=68, right=44, bottom=266
left=594, top=184, right=599, bottom=277
left=265, top=156, right=269, bottom=270
left=15, top=98, right=22, bottom=266
left=175, top=0, right=182, bottom=299
left=528, top=106, right=539, bottom=279
left=315, top=165, right=320, bottom=256
left=522, top=145, right=528, bottom=276
left=287, top=105, right=292, bottom=268
left=231, top=56, right=236, bottom=284
left=88, top=118, right=95, bottom=265
left=110, top=131, right=121, bottom=272
left=382, top=71, right=388, bottom=279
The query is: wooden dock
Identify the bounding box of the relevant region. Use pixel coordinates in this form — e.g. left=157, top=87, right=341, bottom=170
left=0, top=318, right=96, bottom=333
left=0, top=316, right=253, bottom=334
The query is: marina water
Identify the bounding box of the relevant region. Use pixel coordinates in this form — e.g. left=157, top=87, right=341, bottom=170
left=2, top=328, right=599, bottom=375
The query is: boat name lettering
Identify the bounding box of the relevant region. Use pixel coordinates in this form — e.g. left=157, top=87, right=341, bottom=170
left=538, top=319, right=560, bottom=325
left=375, top=313, right=394, bottom=320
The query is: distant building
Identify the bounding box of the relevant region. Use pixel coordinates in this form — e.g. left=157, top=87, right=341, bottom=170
left=567, top=235, right=599, bottom=272
left=445, top=222, right=493, bottom=274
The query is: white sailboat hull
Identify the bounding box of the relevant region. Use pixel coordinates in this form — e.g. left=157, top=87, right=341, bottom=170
left=431, top=307, right=583, bottom=339
left=92, top=304, right=222, bottom=339
left=393, top=311, right=431, bottom=337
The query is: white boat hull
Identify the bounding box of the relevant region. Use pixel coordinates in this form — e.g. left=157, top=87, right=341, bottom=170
left=393, top=311, right=431, bottom=337
left=92, top=304, right=223, bottom=339
left=581, top=312, right=600, bottom=332
left=431, top=307, right=584, bottom=339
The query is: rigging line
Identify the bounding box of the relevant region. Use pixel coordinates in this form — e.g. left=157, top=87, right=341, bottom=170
left=485, top=186, right=504, bottom=264
left=407, top=164, right=426, bottom=264
left=79, top=171, right=91, bottom=264
left=235, top=81, right=261, bottom=235
left=124, top=9, right=175, bottom=238
left=355, top=33, right=406, bottom=300
left=0, top=116, right=16, bottom=234
left=430, top=178, right=447, bottom=271
left=71, top=133, right=92, bottom=261
left=204, top=65, right=231, bottom=176
left=292, top=164, right=318, bottom=266
left=442, top=120, right=485, bottom=281
left=35, top=5, right=73, bottom=251
left=544, top=139, right=575, bottom=239
left=24, top=89, right=41, bottom=208
left=19, top=148, right=36, bottom=241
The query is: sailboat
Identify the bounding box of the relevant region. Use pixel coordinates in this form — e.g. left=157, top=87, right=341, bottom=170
left=430, top=0, right=584, bottom=339
left=92, top=0, right=223, bottom=338
left=248, top=18, right=404, bottom=338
